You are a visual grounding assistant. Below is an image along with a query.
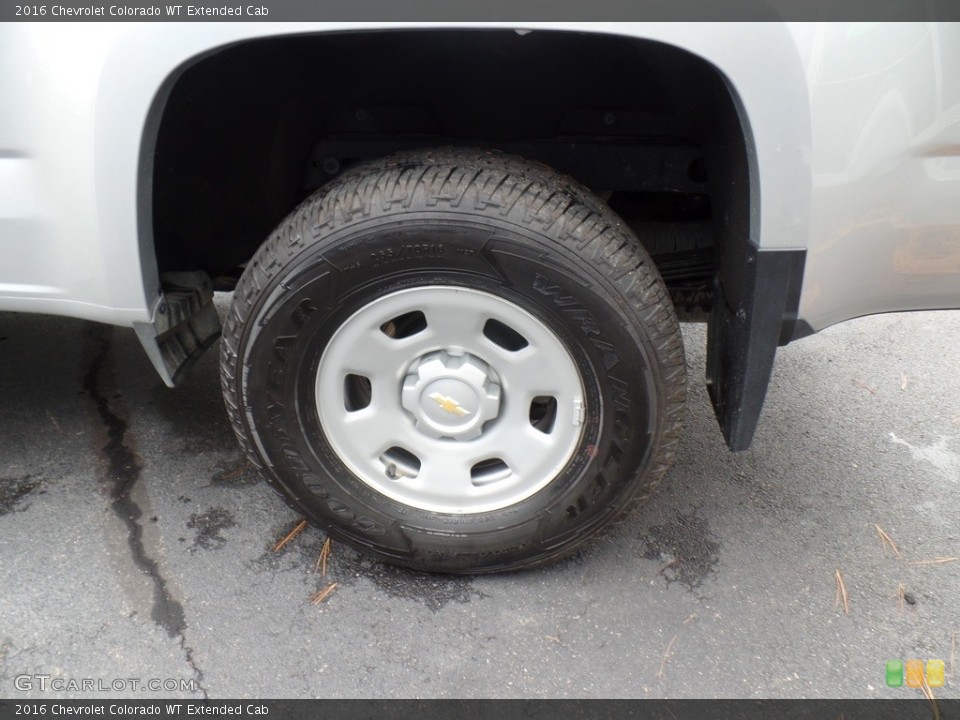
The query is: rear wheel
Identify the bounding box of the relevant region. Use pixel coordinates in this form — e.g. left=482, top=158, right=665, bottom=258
left=220, top=148, right=686, bottom=573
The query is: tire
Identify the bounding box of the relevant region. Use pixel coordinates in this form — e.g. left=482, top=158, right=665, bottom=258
left=220, top=148, right=686, bottom=574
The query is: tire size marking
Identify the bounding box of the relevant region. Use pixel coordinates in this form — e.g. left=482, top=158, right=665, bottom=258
left=371, top=243, right=445, bottom=267
left=440, top=516, right=481, bottom=525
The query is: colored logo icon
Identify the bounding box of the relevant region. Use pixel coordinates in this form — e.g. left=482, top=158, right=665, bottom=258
left=886, top=659, right=945, bottom=688
left=886, top=660, right=903, bottom=687
left=905, top=659, right=925, bottom=688
left=927, top=660, right=945, bottom=687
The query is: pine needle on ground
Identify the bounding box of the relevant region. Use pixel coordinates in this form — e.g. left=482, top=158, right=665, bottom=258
left=315, top=537, right=332, bottom=576
left=834, top=570, right=849, bottom=614
left=658, top=635, right=678, bottom=680
left=272, top=519, right=307, bottom=552
left=874, top=524, right=902, bottom=559
left=311, top=582, right=338, bottom=605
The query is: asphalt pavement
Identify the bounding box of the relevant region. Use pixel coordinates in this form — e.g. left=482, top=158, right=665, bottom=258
left=1, top=300, right=958, bottom=699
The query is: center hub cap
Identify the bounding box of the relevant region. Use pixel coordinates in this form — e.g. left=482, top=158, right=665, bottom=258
left=401, top=350, right=501, bottom=440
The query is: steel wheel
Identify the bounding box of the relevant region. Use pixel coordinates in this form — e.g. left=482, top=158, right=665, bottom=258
left=315, top=286, right=585, bottom=514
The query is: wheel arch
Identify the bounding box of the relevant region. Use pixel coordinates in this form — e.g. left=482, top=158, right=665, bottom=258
left=132, top=23, right=813, bottom=449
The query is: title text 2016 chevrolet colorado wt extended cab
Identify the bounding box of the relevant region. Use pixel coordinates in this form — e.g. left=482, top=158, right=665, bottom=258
left=2, top=22, right=958, bottom=572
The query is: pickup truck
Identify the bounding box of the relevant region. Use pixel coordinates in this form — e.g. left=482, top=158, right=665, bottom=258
left=2, top=22, right=958, bottom=573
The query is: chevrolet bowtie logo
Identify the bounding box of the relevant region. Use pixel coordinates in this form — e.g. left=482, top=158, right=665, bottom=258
left=428, top=392, right=470, bottom=417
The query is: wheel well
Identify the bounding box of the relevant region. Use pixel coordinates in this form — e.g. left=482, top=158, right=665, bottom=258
left=150, top=29, right=750, bottom=320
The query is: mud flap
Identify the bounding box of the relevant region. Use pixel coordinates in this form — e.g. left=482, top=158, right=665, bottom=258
left=706, top=247, right=805, bottom=451
left=133, top=271, right=221, bottom=388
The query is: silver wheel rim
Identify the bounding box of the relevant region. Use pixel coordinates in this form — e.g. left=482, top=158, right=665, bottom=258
left=315, top=286, right=586, bottom=514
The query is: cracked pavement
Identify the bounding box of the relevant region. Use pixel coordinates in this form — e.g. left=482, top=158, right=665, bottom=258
left=0, top=302, right=958, bottom=699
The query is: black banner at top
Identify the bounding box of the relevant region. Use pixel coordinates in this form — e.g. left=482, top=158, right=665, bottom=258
left=2, top=0, right=960, bottom=22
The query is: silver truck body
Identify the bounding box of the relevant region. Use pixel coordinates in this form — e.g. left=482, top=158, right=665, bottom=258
left=2, top=22, right=958, bottom=330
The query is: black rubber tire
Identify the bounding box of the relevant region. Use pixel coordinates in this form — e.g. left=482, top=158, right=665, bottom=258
left=220, top=148, right=686, bottom=574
